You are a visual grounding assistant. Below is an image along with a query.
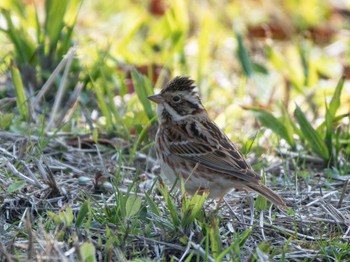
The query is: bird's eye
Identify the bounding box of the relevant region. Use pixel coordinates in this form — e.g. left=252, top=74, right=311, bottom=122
left=172, top=95, right=181, bottom=102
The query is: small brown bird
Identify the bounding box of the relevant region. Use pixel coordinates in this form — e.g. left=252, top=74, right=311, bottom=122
left=148, top=76, right=287, bottom=209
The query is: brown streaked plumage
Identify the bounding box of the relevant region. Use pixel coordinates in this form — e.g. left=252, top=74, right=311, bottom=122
left=148, top=76, right=287, bottom=209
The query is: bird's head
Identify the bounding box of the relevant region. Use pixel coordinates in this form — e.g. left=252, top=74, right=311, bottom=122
left=148, top=76, right=206, bottom=124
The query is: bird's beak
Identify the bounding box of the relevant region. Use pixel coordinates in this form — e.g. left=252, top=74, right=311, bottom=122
left=147, top=94, right=164, bottom=104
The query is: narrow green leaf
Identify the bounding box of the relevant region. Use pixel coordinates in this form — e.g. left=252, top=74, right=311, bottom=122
left=255, top=194, right=267, bottom=211
left=209, top=217, right=221, bottom=258
left=238, top=227, right=252, bottom=247
left=317, top=113, right=350, bottom=132
left=281, top=104, right=303, bottom=142
left=257, top=241, right=271, bottom=253
left=117, top=16, right=146, bottom=51
left=11, top=62, right=28, bottom=121
left=58, top=0, right=81, bottom=58
left=181, top=192, right=207, bottom=228
left=236, top=32, right=254, bottom=77
left=328, top=76, right=345, bottom=118
left=299, top=42, right=309, bottom=87
left=129, top=116, right=157, bottom=163
left=325, top=102, right=333, bottom=162
left=186, top=193, right=207, bottom=222
left=251, top=108, right=295, bottom=148
left=48, top=211, right=62, bottom=225
left=252, top=62, right=268, bottom=75
left=2, top=10, right=35, bottom=64
left=145, top=192, right=160, bottom=216
left=159, top=186, right=179, bottom=227
left=63, top=206, right=74, bottom=228
left=45, top=0, right=70, bottom=50
left=91, top=78, right=113, bottom=130
left=324, top=76, right=345, bottom=164
left=92, top=129, right=98, bottom=144
left=131, top=69, right=156, bottom=122
left=294, top=105, right=329, bottom=160
left=184, top=253, right=194, bottom=262
left=33, top=2, right=42, bottom=44
left=76, top=200, right=90, bottom=228
left=125, top=194, right=142, bottom=219
left=7, top=181, right=26, bottom=193
left=0, top=114, right=14, bottom=129
left=215, top=243, right=236, bottom=261
left=80, top=242, right=96, bottom=262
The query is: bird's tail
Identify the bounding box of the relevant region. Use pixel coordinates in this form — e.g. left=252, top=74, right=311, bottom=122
left=248, top=183, right=287, bottom=209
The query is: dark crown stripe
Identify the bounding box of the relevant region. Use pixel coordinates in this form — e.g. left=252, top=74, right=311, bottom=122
left=161, top=76, right=196, bottom=93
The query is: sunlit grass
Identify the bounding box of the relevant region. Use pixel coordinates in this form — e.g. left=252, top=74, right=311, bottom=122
left=0, top=0, right=350, bottom=261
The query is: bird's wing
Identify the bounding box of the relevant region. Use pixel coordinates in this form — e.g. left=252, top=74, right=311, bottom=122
left=167, top=121, right=261, bottom=183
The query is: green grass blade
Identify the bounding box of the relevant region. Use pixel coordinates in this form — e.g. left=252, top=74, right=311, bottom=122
left=145, top=192, right=161, bottom=216
left=33, top=2, right=42, bottom=44
left=236, top=32, right=254, bottom=77
left=7, top=181, right=26, bottom=193
left=91, top=77, right=114, bottom=130
left=181, top=192, right=207, bottom=229
left=80, top=242, right=96, bottom=262
left=324, top=76, right=345, bottom=164
left=209, top=217, right=222, bottom=259
left=317, top=113, right=350, bottom=132
left=281, top=104, right=303, bottom=141
left=118, top=17, right=146, bottom=52
left=76, top=200, right=90, bottom=228
left=158, top=185, right=179, bottom=228
left=215, top=244, right=236, bottom=261
left=57, top=0, right=82, bottom=58
left=186, top=193, right=206, bottom=222
left=325, top=102, right=333, bottom=162
left=125, top=194, right=142, bottom=219
left=251, top=108, right=295, bottom=148
left=0, top=114, right=14, bottom=130
left=328, top=76, right=345, bottom=118
left=131, top=69, right=156, bottom=122
left=238, top=227, right=253, bottom=247
left=294, top=105, right=329, bottom=160
left=2, top=9, right=35, bottom=64
left=11, top=62, right=28, bottom=121
left=299, top=42, right=309, bottom=86
left=129, top=116, right=157, bottom=163
left=44, top=0, right=70, bottom=50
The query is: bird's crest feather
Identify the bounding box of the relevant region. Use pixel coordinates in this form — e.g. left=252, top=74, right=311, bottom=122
left=161, top=76, right=196, bottom=93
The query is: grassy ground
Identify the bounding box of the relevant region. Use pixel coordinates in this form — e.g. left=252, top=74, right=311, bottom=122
left=1, top=0, right=350, bottom=261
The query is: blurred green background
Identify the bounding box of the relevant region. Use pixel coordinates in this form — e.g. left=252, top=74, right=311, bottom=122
left=1, top=1, right=350, bottom=260
left=0, top=0, right=349, bottom=164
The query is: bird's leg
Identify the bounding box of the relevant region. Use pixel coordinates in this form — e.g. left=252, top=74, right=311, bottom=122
left=216, top=196, right=224, bottom=209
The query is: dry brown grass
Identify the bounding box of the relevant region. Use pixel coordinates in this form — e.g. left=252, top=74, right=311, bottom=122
left=0, top=130, right=349, bottom=261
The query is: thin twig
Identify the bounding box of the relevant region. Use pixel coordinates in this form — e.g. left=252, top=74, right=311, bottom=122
left=47, top=47, right=77, bottom=131
left=21, top=160, right=44, bottom=189
left=179, top=231, right=194, bottom=262
left=0, top=147, right=17, bottom=159
left=306, top=191, right=338, bottom=207
left=56, top=82, right=84, bottom=128
left=6, top=162, right=39, bottom=187
left=32, top=48, right=74, bottom=107
left=260, top=211, right=266, bottom=240
left=190, top=242, right=215, bottom=262
left=337, top=179, right=349, bottom=208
